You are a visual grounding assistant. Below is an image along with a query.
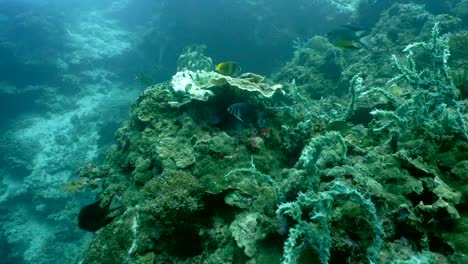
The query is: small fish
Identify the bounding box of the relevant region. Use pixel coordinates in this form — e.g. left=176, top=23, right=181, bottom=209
left=227, top=102, right=257, bottom=123
left=326, top=120, right=352, bottom=133
left=387, top=83, right=402, bottom=97
left=360, top=136, right=371, bottom=147
left=78, top=195, right=121, bottom=232
left=135, top=72, right=155, bottom=86
left=215, top=61, right=241, bottom=76
left=327, top=25, right=370, bottom=49
left=454, top=87, right=461, bottom=99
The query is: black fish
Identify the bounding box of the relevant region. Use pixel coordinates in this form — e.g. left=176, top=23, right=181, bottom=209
left=347, top=103, right=394, bottom=127
left=227, top=102, right=258, bottom=124
left=78, top=195, right=120, bottom=232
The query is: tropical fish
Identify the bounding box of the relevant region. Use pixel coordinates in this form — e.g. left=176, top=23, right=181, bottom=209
left=360, top=136, right=371, bottom=147
left=326, top=25, right=370, bottom=49
left=78, top=195, right=121, bottom=232
left=135, top=72, right=155, bottom=86
left=387, top=83, right=403, bottom=97
left=326, top=120, right=352, bottom=133
left=215, top=61, right=241, bottom=76
left=227, top=102, right=258, bottom=124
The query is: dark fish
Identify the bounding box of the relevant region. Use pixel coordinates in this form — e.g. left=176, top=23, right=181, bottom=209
left=327, top=25, right=370, bottom=49
left=227, top=102, right=258, bottom=124
left=347, top=103, right=393, bottom=127
left=78, top=195, right=120, bottom=232
left=215, top=61, right=241, bottom=76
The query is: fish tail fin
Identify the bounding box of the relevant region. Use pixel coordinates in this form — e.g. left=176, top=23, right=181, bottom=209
left=359, top=35, right=371, bottom=48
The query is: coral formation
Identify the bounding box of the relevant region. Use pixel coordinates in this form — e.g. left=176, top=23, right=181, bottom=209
left=71, top=2, right=468, bottom=264
left=277, top=181, right=383, bottom=264
left=171, top=70, right=283, bottom=102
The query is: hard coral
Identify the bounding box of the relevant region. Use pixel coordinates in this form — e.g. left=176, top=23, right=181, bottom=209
left=272, top=36, right=344, bottom=98
left=142, top=170, right=203, bottom=220
left=449, top=30, right=468, bottom=60
left=171, top=70, right=283, bottom=102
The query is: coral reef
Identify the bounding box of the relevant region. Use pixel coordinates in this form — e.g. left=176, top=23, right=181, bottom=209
left=72, top=2, right=468, bottom=264
left=277, top=181, right=383, bottom=264
left=272, top=36, right=345, bottom=98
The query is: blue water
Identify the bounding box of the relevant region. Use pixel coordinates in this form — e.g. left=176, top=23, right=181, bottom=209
left=0, top=0, right=467, bottom=263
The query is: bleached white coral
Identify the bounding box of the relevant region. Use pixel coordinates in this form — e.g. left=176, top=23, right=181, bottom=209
left=170, top=70, right=283, bottom=102
left=171, top=70, right=215, bottom=101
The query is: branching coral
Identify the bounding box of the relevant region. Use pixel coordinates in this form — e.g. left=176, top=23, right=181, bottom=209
left=277, top=181, right=383, bottom=264
left=345, top=73, right=364, bottom=121
left=296, top=131, right=347, bottom=176
left=362, top=22, right=467, bottom=142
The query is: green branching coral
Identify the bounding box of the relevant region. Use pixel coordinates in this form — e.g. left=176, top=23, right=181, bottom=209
left=276, top=181, right=383, bottom=264
left=344, top=73, right=364, bottom=121
left=363, top=22, right=467, bottom=142
left=223, top=156, right=278, bottom=214
left=296, top=131, right=347, bottom=176
left=224, top=156, right=275, bottom=186
left=389, top=22, right=452, bottom=92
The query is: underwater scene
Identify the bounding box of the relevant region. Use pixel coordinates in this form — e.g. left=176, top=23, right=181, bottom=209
left=0, top=0, right=468, bottom=263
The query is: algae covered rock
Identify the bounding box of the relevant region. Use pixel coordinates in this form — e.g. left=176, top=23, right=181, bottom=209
left=156, top=136, right=196, bottom=169
left=142, top=170, right=203, bottom=220
left=230, top=211, right=272, bottom=258
left=272, top=36, right=345, bottom=98
left=451, top=160, right=468, bottom=183
left=81, top=208, right=140, bottom=264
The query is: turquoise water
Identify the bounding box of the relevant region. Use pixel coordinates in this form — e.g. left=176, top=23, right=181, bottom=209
left=0, top=1, right=467, bottom=263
